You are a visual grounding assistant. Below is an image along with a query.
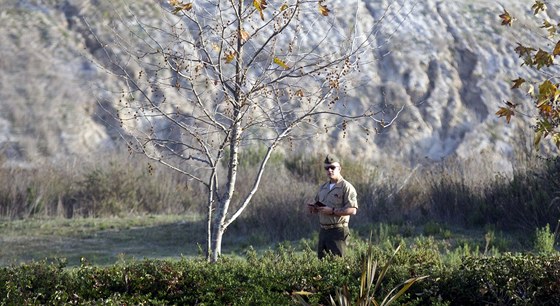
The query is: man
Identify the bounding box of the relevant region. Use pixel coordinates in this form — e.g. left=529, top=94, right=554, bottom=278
left=307, top=154, right=358, bottom=259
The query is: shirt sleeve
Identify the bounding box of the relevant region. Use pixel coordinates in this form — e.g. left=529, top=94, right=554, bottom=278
left=344, top=183, right=358, bottom=209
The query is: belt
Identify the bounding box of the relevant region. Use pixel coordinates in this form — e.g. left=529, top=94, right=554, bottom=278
left=320, top=223, right=347, bottom=230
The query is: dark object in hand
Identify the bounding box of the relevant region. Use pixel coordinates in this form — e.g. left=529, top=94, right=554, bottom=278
left=309, top=201, right=326, bottom=207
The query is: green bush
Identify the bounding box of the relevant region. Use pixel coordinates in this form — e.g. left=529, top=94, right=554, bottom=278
left=0, top=259, right=68, bottom=305
left=3, top=244, right=560, bottom=305
left=423, top=253, right=560, bottom=305
left=0, top=244, right=434, bottom=305
left=534, top=224, right=557, bottom=254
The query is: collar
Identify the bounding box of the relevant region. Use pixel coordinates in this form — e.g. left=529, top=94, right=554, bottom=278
left=322, top=177, right=344, bottom=188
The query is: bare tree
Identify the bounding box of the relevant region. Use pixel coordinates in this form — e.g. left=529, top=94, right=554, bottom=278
left=92, top=0, right=406, bottom=262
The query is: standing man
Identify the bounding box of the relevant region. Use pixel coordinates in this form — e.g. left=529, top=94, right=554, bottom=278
left=307, top=154, right=358, bottom=259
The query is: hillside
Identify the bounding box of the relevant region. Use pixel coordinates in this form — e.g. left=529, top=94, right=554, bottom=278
left=0, top=0, right=558, bottom=171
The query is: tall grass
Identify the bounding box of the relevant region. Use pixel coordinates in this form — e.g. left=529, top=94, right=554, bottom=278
left=0, top=153, right=200, bottom=219
left=1, top=151, right=558, bottom=244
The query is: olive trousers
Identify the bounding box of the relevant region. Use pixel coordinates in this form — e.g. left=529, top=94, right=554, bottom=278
left=317, top=226, right=349, bottom=259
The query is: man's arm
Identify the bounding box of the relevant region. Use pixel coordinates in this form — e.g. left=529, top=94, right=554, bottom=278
left=334, top=206, right=357, bottom=216
left=317, top=206, right=357, bottom=216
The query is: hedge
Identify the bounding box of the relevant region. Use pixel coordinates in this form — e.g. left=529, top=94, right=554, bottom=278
left=0, top=249, right=558, bottom=305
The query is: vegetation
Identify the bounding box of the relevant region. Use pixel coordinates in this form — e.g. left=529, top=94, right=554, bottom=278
left=0, top=150, right=559, bottom=303
left=1, top=151, right=559, bottom=245
left=534, top=224, right=558, bottom=255
left=293, top=244, right=428, bottom=306
left=497, top=1, right=560, bottom=149
left=1, top=239, right=559, bottom=305
left=92, top=0, right=403, bottom=261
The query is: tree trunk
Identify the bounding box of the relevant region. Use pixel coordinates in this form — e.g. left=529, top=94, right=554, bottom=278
left=211, top=221, right=224, bottom=262
left=206, top=183, right=213, bottom=261
left=208, top=0, right=244, bottom=263
left=210, top=113, right=241, bottom=262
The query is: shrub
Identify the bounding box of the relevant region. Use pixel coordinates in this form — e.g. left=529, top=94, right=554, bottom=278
left=0, top=259, right=68, bottom=305
left=2, top=247, right=560, bottom=305
left=534, top=224, right=557, bottom=254
left=429, top=253, right=560, bottom=305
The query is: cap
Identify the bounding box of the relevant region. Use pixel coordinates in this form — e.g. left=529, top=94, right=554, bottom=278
left=324, top=154, right=340, bottom=165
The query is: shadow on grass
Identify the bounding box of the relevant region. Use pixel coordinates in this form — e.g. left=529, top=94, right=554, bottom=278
left=0, top=220, right=212, bottom=266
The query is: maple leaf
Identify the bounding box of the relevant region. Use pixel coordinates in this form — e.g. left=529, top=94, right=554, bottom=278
left=534, top=120, right=553, bottom=147
left=273, top=57, right=289, bottom=69
left=496, top=101, right=516, bottom=123
left=541, top=20, right=556, bottom=37
left=532, top=1, right=547, bottom=15
left=511, top=77, right=526, bottom=89
left=534, top=49, right=553, bottom=69
left=499, top=9, right=514, bottom=26
left=514, top=43, right=536, bottom=58
left=224, top=51, right=236, bottom=63
left=553, top=40, right=560, bottom=56
left=171, top=2, right=193, bottom=14
left=538, top=80, right=557, bottom=104
left=318, top=2, right=330, bottom=16
left=514, top=43, right=536, bottom=66
left=169, top=0, right=193, bottom=14
left=253, top=0, right=267, bottom=20
left=538, top=103, right=554, bottom=115
left=295, top=89, right=304, bottom=97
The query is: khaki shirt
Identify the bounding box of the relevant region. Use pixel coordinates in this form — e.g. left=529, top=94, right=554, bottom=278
left=314, top=177, right=358, bottom=226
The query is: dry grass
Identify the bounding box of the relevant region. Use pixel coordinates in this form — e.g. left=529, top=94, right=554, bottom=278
left=0, top=151, right=558, bottom=242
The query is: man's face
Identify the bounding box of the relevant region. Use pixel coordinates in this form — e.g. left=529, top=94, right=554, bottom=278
left=324, top=162, right=341, bottom=181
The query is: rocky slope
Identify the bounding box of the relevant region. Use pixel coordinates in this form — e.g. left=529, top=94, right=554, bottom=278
left=0, top=0, right=558, bottom=170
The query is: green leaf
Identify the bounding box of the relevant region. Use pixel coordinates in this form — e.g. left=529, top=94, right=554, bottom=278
left=380, top=276, right=429, bottom=306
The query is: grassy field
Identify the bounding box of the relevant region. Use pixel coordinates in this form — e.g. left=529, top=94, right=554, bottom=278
left=0, top=151, right=558, bottom=267
left=0, top=214, right=548, bottom=268
left=0, top=215, right=209, bottom=266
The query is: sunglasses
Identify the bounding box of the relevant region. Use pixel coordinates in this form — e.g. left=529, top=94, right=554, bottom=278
left=324, top=165, right=338, bottom=171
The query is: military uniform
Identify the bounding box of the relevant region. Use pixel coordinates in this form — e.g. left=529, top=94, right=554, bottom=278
left=314, top=177, right=358, bottom=259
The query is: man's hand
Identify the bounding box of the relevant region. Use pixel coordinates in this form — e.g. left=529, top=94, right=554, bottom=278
left=306, top=202, right=318, bottom=214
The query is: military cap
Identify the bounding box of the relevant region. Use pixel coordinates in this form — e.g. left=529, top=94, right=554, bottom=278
left=324, top=154, right=340, bottom=165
